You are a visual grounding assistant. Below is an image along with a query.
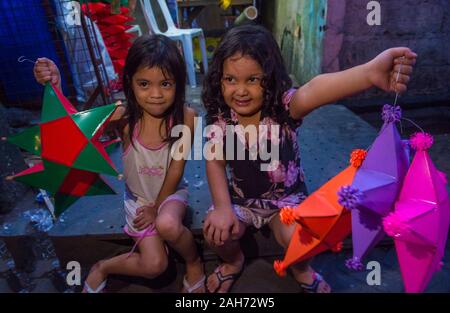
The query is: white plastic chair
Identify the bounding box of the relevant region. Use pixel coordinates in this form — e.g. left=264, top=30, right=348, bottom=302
left=139, top=0, right=208, bottom=88
left=126, top=24, right=143, bottom=37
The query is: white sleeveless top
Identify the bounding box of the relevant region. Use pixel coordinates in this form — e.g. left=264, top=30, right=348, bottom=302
left=122, top=122, right=188, bottom=207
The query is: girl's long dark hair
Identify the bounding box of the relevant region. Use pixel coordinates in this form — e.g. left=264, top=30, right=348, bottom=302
left=123, top=34, right=186, bottom=145
left=202, top=24, right=292, bottom=125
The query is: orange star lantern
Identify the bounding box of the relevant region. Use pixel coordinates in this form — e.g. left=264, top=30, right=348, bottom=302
left=274, top=149, right=367, bottom=276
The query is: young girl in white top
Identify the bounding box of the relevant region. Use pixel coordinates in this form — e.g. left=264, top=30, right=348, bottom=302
left=34, top=35, right=205, bottom=293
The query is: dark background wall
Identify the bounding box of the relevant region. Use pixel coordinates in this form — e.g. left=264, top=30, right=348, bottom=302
left=264, top=0, right=450, bottom=108
left=323, top=0, right=450, bottom=108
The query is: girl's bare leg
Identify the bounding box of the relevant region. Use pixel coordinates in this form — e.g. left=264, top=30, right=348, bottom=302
left=84, top=235, right=167, bottom=292
left=156, top=201, right=205, bottom=292
left=204, top=219, right=247, bottom=293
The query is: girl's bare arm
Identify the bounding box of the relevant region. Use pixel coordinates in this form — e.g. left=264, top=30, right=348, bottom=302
left=290, top=47, right=417, bottom=119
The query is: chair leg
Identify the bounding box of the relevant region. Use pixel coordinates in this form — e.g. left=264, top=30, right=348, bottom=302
left=199, top=33, right=208, bottom=74
left=181, top=35, right=197, bottom=88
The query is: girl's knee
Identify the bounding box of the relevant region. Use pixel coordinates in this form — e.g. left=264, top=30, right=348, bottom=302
left=139, top=254, right=168, bottom=279
left=270, top=220, right=293, bottom=249
left=273, top=232, right=289, bottom=249
left=93, top=259, right=108, bottom=274
left=156, top=214, right=184, bottom=241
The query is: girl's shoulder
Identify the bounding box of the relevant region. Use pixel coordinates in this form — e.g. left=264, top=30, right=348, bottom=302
left=280, top=87, right=302, bottom=129
left=282, top=88, right=297, bottom=110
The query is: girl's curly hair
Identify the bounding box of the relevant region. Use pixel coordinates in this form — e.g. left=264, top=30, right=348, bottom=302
left=202, top=24, right=292, bottom=125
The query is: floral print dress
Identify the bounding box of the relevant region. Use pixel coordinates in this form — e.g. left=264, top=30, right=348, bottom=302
left=207, top=89, right=308, bottom=228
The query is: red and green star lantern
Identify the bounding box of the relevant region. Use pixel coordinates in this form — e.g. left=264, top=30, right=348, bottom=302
left=7, top=83, right=120, bottom=216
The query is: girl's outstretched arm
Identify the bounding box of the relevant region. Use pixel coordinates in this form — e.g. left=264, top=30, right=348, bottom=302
left=289, top=47, right=417, bottom=119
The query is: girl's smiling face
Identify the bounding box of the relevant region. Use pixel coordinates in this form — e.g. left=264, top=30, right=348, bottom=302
left=132, top=66, right=176, bottom=118
left=221, top=53, right=264, bottom=119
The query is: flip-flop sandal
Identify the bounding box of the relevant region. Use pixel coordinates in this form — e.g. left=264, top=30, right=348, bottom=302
left=83, top=280, right=107, bottom=293
left=207, top=265, right=243, bottom=293
left=182, top=274, right=206, bottom=293
left=83, top=262, right=107, bottom=293
left=298, top=272, right=330, bottom=293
